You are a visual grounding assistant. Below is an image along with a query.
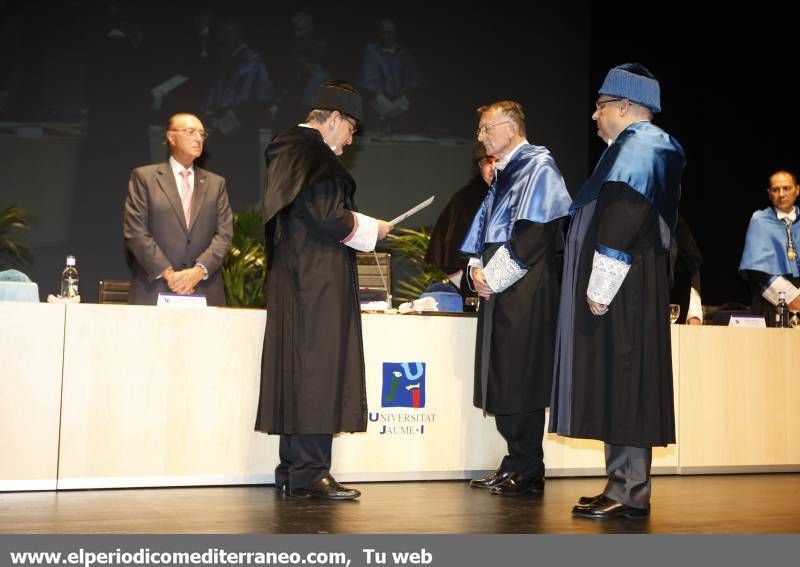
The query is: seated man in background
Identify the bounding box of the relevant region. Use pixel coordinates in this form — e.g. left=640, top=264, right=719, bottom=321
left=739, top=170, right=800, bottom=325
left=358, top=18, right=422, bottom=132
left=424, top=142, right=496, bottom=297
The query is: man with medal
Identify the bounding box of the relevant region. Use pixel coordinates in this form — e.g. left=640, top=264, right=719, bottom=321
left=739, top=170, right=800, bottom=325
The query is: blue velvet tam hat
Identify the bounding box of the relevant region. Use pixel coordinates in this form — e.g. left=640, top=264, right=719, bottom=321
left=420, top=282, right=463, bottom=312
left=598, top=63, right=661, bottom=113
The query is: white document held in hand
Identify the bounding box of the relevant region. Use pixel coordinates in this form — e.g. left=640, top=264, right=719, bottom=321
left=389, top=196, right=435, bottom=226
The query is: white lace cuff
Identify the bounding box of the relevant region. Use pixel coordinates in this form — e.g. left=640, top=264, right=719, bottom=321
left=467, top=257, right=483, bottom=268
left=762, top=276, right=800, bottom=306
left=587, top=249, right=631, bottom=305
left=483, top=245, right=528, bottom=293
left=341, top=212, right=378, bottom=252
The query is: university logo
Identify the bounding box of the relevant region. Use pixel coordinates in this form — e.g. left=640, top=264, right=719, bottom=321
left=381, top=362, right=426, bottom=408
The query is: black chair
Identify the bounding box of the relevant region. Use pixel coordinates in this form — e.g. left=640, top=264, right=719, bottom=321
left=704, top=302, right=752, bottom=325
left=98, top=279, right=131, bottom=305
left=356, top=252, right=391, bottom=303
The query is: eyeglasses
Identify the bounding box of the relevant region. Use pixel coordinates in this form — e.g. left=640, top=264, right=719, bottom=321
left=342, top=117, right=358, bottom=136
left=169, top=128, right=209, bottom=140
left=769, top=185, right=798, bottom=194
left=595, top=98, right=624, bottom=109
left=475, top=120, right=512, bottom=137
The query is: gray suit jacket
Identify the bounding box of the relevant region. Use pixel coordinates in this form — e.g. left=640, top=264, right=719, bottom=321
left=123, top=161, right=233, bottom=306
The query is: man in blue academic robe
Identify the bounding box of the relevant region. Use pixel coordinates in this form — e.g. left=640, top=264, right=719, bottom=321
left=461, top=100, right=572, bottom=496
left=739, top=170, right=800, bottom=325
left=550, top=64, right=685, bottom=518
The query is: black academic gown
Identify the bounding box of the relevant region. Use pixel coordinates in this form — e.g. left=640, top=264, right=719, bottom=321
left=669, top=215, right=703, bottom=323
left=473, top=218, right=564, bottom=414
left=425, top=175, right=487, bottom=274
left=255, top=126, right=367, bottom=434
left=551, top=182, right=676, bottom=448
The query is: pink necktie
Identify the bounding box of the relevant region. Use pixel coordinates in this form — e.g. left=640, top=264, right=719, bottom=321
left=179, top=169, right=193, bottom=226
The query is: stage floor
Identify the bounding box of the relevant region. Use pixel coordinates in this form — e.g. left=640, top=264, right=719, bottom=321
left=1, top=474, right=798, bottom=534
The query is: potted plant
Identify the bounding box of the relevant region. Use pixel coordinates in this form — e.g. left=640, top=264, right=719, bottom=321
left=385, top=227, right=448, bottom=302
left=0, top=204, right=34, bottom=270
left=221, top=210, right=267, bottom=307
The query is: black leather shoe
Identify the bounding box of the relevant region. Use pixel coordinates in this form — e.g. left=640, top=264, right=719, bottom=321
left=571, top=495, right=649, bottom=518
left=290, top=475, right=361, bottom=500
left=470, top=468, right=513, bottom=489
left=489, top=472, right=545, bottom=496
left=578, top=493, right=604, bottom=505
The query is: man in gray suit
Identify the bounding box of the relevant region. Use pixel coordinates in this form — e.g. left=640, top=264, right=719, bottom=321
left=124, top=113, right=233, bottom=306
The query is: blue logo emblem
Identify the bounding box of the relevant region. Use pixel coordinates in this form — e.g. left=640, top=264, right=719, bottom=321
left=381, top=362, right=426, bottom=408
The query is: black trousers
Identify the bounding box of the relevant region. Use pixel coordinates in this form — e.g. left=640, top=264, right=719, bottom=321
left=603, top=443, right=652, bottom=509
left=494, top=408, right=546, bottom=479
left=275, top=434, right=332, bottom=489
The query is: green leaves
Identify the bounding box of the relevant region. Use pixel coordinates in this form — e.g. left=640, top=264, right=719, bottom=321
left=221, top=210, right=266, bottom=307
left=0, top=204, right=35, bottom=269
left=385, top=227, right=448, bottom=302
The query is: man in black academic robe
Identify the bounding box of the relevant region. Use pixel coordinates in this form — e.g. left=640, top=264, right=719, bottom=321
left=255, top=81, right=392, bottom=500
left=460, top=101, right=572, bottom=496
left=550, top=64, right=685, bottom=518
left=670, top=215, right=704, bottom=324
left=424, top=142, right=496, bottom=297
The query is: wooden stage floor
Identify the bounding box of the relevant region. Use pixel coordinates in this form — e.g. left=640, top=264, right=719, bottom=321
left=1, top=474, right=798, bottom=534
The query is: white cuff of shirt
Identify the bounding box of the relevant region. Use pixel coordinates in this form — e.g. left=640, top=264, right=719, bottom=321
left=587, top=249, right=631, bottom=305
left=341, top=212, right=378, bottom=252
left=447, top=270, right=464, bottom=289
left=687, top=286, right=703, bottom=321
left=762, top=276, right=800, bottom=306
left=195, top=262, right=209, bottom=280
left=482, top=245, right=528, bottom=293
left=466, top=258, right=483, bottom=292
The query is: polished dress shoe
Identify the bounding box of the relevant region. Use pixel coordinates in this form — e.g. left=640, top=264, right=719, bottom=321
left=571, top=495, right=648, bottom=518
left=578, top=493, right=604, bottom=505
left=290, top=475, right=361, bottom=500
left=489, top=472, right=544, bottom=496
left=469, top=468, right=513, bottom=489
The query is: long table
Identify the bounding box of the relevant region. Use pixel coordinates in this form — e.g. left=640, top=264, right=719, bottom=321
left=1, top=303, right=797, bottom=491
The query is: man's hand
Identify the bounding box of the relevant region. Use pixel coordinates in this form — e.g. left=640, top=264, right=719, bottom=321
left=789, top=296, right=800, bottom=312
left=377, top=221, right=394, bottom=240
left=169, top=266, right=204, bottom=295
left=687, top=316, right=702, bottom=325
left=161, top=267, right=176, bottom=290
left=471, top=267, right=494, bottom=300
left=587, top=296, right=608, bottom=316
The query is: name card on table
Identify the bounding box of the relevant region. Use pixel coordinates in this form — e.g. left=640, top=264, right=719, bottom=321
left=729, top=315, right=766, bottom=328
left=157, top=293, right=207, bottom=308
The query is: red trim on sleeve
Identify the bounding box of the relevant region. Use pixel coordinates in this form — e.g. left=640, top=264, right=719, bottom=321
left=341, top=211, right=358, bottom=244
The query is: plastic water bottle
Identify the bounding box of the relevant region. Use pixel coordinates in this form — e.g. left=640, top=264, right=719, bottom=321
left=60, top=255, right=79, bottom=299
left=775, top=291, right=789, bottom=328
